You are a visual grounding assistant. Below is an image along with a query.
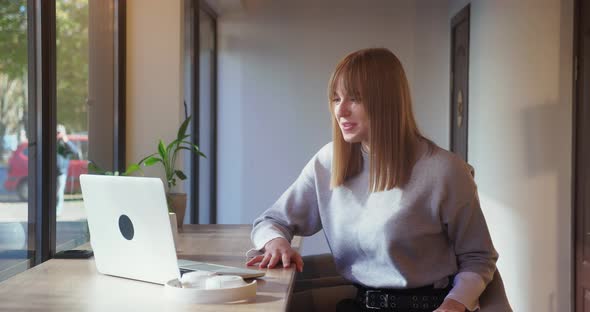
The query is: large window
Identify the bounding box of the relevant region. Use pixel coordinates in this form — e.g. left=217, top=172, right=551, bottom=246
left=0, top=0, right=124, bottom=282
left=0, top=0, right=31, bottom=281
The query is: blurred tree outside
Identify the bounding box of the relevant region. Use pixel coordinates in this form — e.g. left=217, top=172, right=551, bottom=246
left=56, top=0, right=88, bottom=135
left=0, top=0, right=27, bottom=163
left=0, top=0, right=88, bottom=163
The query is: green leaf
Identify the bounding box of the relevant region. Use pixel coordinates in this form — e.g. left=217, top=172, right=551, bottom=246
left=158, top=140, right=167, bottom=160
left=189, top=144, right=206, bottom=158
left=177, top=116, right=192, bottom=140
left=177, top=146, right=207, bottom=158
left=137, top=153, right=157, bottom=166
left=123, top=164, right=141, bottom=176
left=144, top=156, right=163, bottom=166
left=183, top=142, right=206, bottom=156
left=177, top=146, right=192, bottom=153
left=165, top=134, right=191, bottom=156
left=166, top=138, right=182, bottom=155
left=175, top=170, right=187, bottom=180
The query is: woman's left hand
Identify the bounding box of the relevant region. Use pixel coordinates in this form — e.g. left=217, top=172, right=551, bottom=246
left=433, top=298, right=466, bottom=312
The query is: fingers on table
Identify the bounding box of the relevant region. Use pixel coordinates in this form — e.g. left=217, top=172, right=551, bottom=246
left=246, top=255, right=264, bottom=266
left=246, top=250, right=304, bottom=272
left=293, top=253, right=304, bottom=272
left=281, top=253, right=291, bottom=268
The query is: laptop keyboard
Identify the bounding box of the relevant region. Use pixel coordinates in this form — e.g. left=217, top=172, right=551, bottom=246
left=183, top=263, right=230, bottom=271
left=177, top=259, right=265, bottom=278
left=178, top=262, right=230, bottom=276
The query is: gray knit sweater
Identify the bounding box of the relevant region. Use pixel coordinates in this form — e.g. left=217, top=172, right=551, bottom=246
left=250, top=141, right=498, bottom=311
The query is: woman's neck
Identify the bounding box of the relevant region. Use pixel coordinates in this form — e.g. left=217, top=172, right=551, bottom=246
left=361, top=142, right=370, bottom=153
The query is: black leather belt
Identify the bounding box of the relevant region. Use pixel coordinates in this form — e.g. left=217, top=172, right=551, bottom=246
left=354, top=282, right=452, bottom=312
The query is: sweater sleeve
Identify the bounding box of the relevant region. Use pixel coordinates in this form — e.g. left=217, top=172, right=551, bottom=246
left=250, top=153, right=323, bottom=253
left=441, top=163, right=498, bottom=311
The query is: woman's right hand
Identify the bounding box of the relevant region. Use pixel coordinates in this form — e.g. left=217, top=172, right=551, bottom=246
left=246, top=237, right=304, bottom=272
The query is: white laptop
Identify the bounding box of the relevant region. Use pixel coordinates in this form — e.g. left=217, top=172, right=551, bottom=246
left=79, top=174, right=265, bottom=285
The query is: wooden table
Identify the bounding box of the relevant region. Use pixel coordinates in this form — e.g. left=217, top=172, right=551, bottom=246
left=0, top=225, right=302, bottom=311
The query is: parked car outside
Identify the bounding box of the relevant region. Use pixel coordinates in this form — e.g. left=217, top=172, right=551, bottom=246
left=3, top=134, right=88, bottom=201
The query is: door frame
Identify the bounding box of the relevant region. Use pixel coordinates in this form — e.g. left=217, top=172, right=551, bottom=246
left=573, top=0, right=590, bottom=310
left=450, top=4, right=470, bottom=161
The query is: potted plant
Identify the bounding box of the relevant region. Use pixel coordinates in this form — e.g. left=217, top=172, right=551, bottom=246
left=139, top=115, right=206, bottom=228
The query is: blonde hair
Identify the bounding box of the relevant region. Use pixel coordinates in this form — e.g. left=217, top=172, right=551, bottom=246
left=328, top=48, right=431, bottom=192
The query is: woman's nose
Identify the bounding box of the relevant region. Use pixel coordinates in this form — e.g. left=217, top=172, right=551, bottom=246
left=336, top=102, right=351, bottom=118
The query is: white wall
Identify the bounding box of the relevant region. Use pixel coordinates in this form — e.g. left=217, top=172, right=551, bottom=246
left=126, top=0, right=186, bottom=192
left=449, top=1, right=573, bottom=311
left=414, top=0, right=452, bottom=148
left=217, top=0, right=450, bottom=255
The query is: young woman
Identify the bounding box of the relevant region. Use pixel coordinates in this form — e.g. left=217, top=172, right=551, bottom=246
left=247, top=48, right=507, bottom=312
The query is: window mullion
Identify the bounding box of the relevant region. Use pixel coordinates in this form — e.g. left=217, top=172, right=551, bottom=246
left=32, top=0, right=57, bottom=264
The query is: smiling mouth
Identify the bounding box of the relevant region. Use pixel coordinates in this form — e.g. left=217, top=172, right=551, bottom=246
left=341, top=122, right=357, bottom=131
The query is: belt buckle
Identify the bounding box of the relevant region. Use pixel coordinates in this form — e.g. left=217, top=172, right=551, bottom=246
left=365, top=290, right=387, bottom=309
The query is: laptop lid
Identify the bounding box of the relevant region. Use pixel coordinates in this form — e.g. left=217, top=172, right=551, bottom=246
left=80, top=174, right=180, bottom=285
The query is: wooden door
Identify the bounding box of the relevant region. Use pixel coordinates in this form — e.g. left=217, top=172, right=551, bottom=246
left=450, top=5, right=470, bottom=161
left=575, top=0, right=590, bottom=310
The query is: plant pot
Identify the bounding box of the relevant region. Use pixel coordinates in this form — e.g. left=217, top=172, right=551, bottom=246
left=169, top=212, right=179, bottom=250
left=166, top=192, right=187, bottom=229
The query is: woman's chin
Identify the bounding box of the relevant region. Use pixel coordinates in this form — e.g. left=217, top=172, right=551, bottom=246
left=342, top=136, right=362, bottom=143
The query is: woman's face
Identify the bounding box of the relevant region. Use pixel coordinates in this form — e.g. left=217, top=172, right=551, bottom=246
left=332, top=82, right=370, bottom=146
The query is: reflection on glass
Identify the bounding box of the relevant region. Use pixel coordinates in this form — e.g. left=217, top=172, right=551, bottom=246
left=56, top=0, right=90, bottom=252
left=0, top=0, right=31, bottom=281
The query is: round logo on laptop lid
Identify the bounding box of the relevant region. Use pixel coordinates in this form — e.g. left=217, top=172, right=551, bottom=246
left=118, top=214, right=134, bottom=240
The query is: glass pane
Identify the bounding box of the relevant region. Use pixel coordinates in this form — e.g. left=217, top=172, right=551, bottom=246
left=56, top=0, right=90, bottom=252
left=0, top=0, right=32, bottom=281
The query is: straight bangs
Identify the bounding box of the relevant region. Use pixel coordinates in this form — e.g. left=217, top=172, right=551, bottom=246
left=329, top=48, right=431, bottom=192
left=328, top=57, right=366, bottom=103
